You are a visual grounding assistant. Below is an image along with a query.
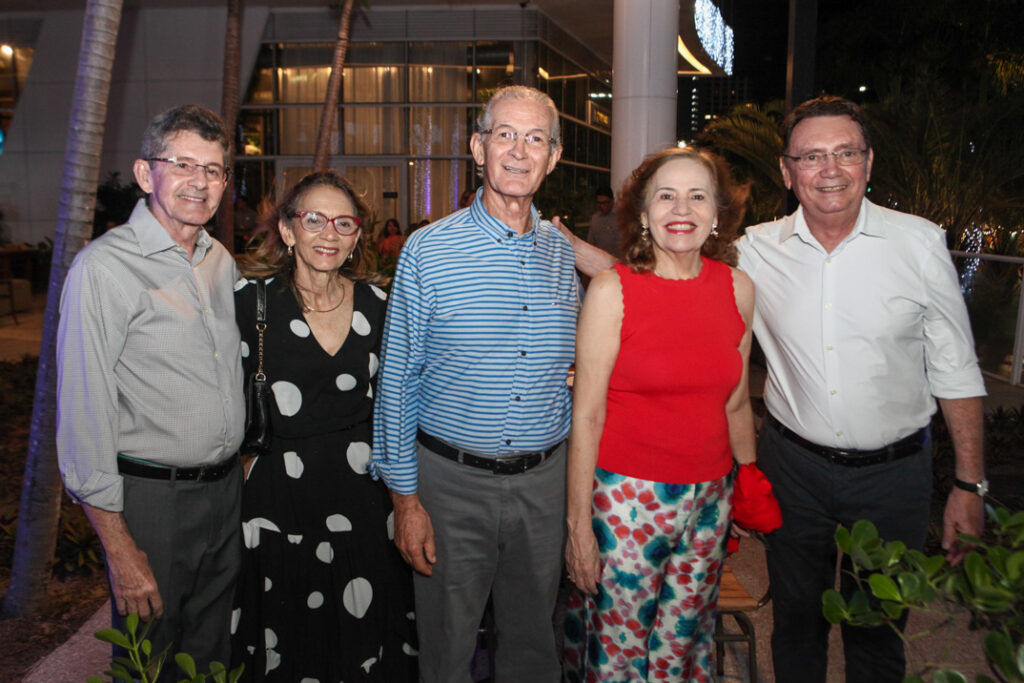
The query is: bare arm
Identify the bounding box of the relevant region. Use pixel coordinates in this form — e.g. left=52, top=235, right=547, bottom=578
left=552, top=216, right=617, bottom=278
left=82, top=504, right=163, bottom=620
left=566, top=269, right=623, bottom=594
left=938, top=396, right=985, bottom=564
left=725, top=268, right=757, bottom=466
left=390, top=491, right=437, bottom=576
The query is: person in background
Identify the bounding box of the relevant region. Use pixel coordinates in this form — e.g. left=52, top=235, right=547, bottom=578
left=371, top=85, right=578, bottom=683
left=56, top=104, right=243, bottom=678
left=231, top=170, right=417, bottom=681
left=376, top=217, right=406, bottom=258
left=585, top=185, right=620, bottom=257
left=564, top=147, right=756, bottom=681
left=458, top=187, right=476, bottom=209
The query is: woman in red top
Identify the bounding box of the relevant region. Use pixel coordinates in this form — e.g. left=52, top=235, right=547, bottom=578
left=564, top=148, right=757, bottom=682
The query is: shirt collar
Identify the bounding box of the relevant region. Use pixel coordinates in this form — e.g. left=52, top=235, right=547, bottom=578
left=468, top=189, right=541, bottom=245
left=130, top=198, right=213, bottom=260
left=781, top=197, right=881, bottom=245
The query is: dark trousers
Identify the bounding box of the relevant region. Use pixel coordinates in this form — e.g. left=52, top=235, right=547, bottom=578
left=758, top=422, right=931, bottom=683
left=115, top=465, right=242, bottom=681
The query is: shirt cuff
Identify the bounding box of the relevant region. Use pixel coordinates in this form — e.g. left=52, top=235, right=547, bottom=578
left=61, top=469, right=124, bottom=512
left=928, top=367, right=987, bottom=399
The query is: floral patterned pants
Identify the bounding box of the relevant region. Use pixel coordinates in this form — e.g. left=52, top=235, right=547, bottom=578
left=564, top=467, right=733, bottom=682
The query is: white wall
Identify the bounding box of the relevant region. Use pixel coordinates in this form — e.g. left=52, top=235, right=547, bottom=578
left=0, top=4, right=268, bottom=244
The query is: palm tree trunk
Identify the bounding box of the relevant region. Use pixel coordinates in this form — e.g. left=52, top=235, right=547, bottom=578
left=217, top=0, right=242, bottom=253
left=312, top=0, right=356, bottom=171
left=1, top=0, right=124, bottom=618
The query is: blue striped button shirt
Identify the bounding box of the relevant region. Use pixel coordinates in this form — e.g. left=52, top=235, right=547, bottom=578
left=370, top=195, right=580, bottom=494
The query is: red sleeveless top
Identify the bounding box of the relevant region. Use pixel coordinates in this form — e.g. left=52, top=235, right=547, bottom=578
left=596, top=258, right=744, bottom=484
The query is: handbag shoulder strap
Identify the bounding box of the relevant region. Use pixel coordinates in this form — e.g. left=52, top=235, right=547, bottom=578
left=254, top=279, right=267, bottom=378
left=255, top=278, right=267, bottom=324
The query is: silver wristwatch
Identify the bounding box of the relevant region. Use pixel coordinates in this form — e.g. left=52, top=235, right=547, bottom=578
left=953, top=477, right=989, bottom=496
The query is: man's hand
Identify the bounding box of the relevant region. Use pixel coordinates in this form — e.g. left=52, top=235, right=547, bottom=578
left=106, top=545, right=164, bottom=620
left=942, top=487, right=984, bottom=565
left=390, top=492, right=437, bottom=576
left=81, top=504, right=163, bottom=620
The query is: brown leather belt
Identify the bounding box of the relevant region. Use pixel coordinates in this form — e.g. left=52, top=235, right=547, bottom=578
left=765, top=414, right=927, bottom=467
left=417, top=429, right=561, bottom=475
left=117, top=454, right=238, bottom=481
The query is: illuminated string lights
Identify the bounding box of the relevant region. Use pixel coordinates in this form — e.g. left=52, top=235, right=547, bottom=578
left=694, top=0, right=734, bottom=76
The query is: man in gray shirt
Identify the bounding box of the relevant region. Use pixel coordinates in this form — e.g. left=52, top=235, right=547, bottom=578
left=585, top=185, right=620, bottom=257
left=57, top=105, right=243, bottom=674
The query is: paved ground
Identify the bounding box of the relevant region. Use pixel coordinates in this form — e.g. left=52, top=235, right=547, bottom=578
left=5, top=292, right=1020, bottom=681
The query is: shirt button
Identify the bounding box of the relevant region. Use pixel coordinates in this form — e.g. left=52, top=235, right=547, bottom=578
left=520, top=260, right=525, bottom=265
left=836, top=431, right=843, bottom=437
left=505, top=439, right=512, bottom=445
left=824, top=303, right=832, bottom=310
left=520, top=350, right=527, bottom=356
left=515, top=396, right=521, bottom=401
left=830, top=389, right=837, bottom=395
left=522, top=305, right=528, bottom=311
left=214, top=352, right=220, bottom=358
left=826, top=345, right=834, bottom=351
left=507, top=232, right=514, bottom=238
left=826, top=257, right=832, bottom=264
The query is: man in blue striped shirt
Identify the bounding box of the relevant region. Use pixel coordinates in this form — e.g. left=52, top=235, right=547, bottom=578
left=371, top=86, right=579, bottom=682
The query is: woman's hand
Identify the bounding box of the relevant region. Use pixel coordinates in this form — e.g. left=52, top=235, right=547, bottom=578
left=566, top=523, right=602, bottom=595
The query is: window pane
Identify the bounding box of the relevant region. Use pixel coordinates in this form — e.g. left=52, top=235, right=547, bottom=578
left=348, top=42, right=406, bottom=65
left=344, top=65, right=405, bottom=103
left=238, top=110, right=276, bottom=156
left=409, top=42, right=470, bottom=66
left=344, top=107, right=405, bottom=154
left=410, top=65, right=472, bottom=102
left=409, top=107, right=472, bottom=157
left=409, top=159, right=474, bottom=224
left=279, top=107, right=320, bottom=155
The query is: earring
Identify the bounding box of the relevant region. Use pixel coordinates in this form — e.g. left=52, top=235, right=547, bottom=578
left=640, top=219, right=649, bottom=241
left=347, top=250, right=355, bottom=262
left=287, top=245, right=293, bottom=256
left=711, top=222, right=719, bottom=237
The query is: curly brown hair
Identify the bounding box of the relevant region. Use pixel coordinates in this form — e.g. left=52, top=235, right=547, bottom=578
left=239, top=170, right=385, bottom=287
left=619, top=147, right=738, bottom=272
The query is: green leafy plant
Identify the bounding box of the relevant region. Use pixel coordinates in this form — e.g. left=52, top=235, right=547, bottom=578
left=823, top=507, right=1024, bottom=682
left=88, top=612, right=244, bottom=683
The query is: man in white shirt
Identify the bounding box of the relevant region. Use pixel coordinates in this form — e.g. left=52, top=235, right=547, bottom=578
left=736, top=95, right=986, bottom=683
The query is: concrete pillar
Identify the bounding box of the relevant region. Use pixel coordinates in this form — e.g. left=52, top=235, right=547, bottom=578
left=611, top=0, right=679, bottom=192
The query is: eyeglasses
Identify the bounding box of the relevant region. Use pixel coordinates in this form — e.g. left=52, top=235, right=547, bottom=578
left=293, top=211, right=361, bottom=236
left=482, top=126, right=557, bottom=149
left=148, top=157, right=231, bottom=183
left=782, top=149, right=868, bottom=170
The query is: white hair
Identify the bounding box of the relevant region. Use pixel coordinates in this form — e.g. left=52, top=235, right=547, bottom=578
left=476, top=85, right=562, bottom=147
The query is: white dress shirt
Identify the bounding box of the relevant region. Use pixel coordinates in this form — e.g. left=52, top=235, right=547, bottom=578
left=737, top=198, right=985, bottom=450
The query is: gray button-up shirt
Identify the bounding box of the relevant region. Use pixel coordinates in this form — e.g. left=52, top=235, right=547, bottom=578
left=57, top=199, right=244, bottom=511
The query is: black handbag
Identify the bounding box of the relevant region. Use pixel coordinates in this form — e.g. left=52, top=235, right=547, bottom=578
left=241, top=279, right=272, bottom=456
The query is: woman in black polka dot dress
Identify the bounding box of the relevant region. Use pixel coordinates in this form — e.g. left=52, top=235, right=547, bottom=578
left=230, top=171, right=417, bottom=682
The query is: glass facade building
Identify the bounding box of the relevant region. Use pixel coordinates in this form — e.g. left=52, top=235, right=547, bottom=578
left=235, top=6, right=611, bottom=232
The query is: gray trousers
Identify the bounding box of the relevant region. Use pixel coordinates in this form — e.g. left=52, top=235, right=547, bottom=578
left=117, top=465, right=242, bottom=681
left=413, top=441, right=567, bottom=683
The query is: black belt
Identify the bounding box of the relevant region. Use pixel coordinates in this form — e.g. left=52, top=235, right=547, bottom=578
left=765, top=414, right=926, bottom=467
left=416, top=429, right=562, bottom=475
left=117, top=454, right=238, bottom=482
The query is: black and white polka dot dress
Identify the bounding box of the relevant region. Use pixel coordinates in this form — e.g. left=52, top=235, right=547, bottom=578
left=230, top=277, right=418, bottom=682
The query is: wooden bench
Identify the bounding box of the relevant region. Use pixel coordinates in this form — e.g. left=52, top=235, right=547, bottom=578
left=715, top=562, right=765, bottom=682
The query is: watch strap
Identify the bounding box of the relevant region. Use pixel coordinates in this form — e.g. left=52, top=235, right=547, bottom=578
left=953, top=477, right=988, bottom=496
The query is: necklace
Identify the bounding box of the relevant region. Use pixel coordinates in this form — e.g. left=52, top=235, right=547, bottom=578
left=297, top=281, right=346, bottom=314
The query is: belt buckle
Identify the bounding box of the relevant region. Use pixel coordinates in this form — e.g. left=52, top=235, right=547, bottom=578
left=195, top=465, right=208, bottom=481
left=493, top=455, right=526, bottom=475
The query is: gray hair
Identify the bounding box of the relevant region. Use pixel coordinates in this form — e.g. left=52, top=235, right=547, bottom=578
left=476, top=85, right=562, bottom=147
left=140, top=104, right=231, bottom=165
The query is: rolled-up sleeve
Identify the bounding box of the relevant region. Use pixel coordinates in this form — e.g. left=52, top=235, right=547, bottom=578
left=56, top=257, right=129, bottom=510
left=370, top=247, right=431, bottom=494
left=921, top=238, right=986, bottom=399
